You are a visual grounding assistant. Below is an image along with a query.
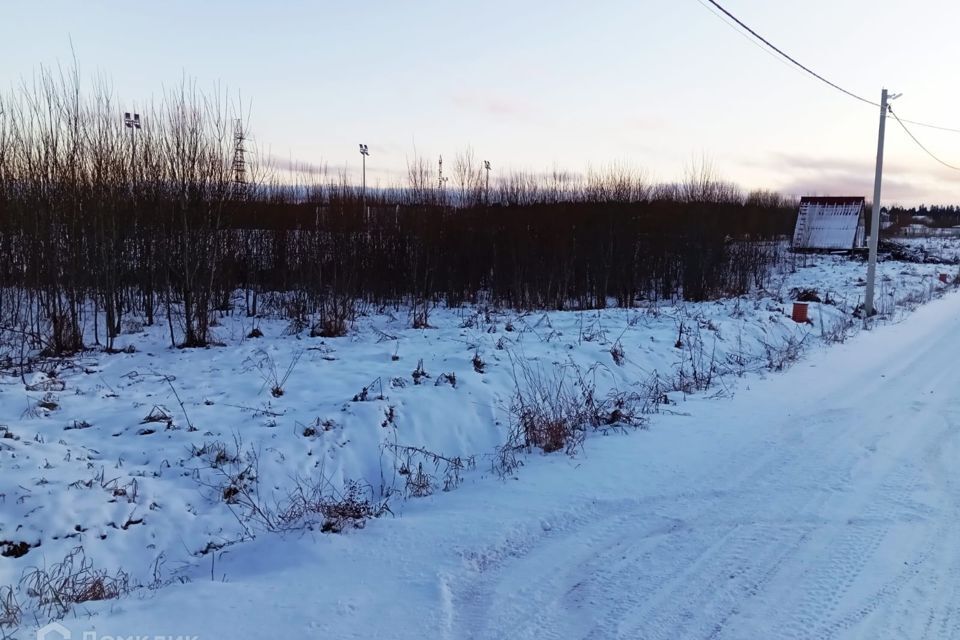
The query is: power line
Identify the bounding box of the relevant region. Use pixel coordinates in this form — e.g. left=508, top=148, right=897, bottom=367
left=700, top=0, right=877, bottom=107
left=698, top=0, right=960, bottom=135
left=695, top=0, right=958, bottom=319
left=692, top=0, right=794, bottom=73
left=898, top=115, right=960, bottom=135
left=889, top=107, right=960, bottom=171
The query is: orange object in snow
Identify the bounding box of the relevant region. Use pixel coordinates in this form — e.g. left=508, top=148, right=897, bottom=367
left=792, top=302, right=809, bottom=323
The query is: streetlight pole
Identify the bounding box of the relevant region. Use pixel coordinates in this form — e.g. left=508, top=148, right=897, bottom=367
left=484, top=160, right=491, bottom=206
left=359, top=143, right=369, bottom=217
left=864, top=89, right=900, bottom=320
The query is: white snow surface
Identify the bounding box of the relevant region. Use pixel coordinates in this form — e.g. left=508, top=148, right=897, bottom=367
left=3, top=250, right=960, bottom=639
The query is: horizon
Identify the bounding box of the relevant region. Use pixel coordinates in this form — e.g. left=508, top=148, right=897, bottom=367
left=3, top=0, right=960, bottom=206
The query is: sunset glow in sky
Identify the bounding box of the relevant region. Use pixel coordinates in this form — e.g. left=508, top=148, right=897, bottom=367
left=3, top=0, right=959, bottom=205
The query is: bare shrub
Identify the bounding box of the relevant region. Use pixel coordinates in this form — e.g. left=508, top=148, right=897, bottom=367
left=250, top=348, right=303, bottom=397
left=496, top=356, right=647, bottom=473
left=274, top=477, right=389, bottom=534
left=472, top=350, right=486, bottom=373
left=194, top=441, right=229, bottom=466
left=0, top=586, right=21, bottom=635
left=312, top=293, right=353, bottom=338
left=610, top=339, right=625, bottom=366
left=352, top=377, right=385, bottom=402
left=193, top=437, right=388, bottom=535
left=381, top=405, right=397, bottom=428
left=673, top=321, right=722, bottom=394
left=283, top=315, right=310, bottom=337
left=763, top=334, right=807, bottom=371
left=412, top=359, right=429, bottom=385
left=639, top=372, right=672, bottom=411
left=25, top=378, right=65, bottom=393
left=790, top=287, right=821, bottom=303
left=37, top=393, right=59, bottom=411
left=405, top=463, right=433, bottom=497
left=141, top=405, right=174, bottom=427
left=821, top=313, right=856, bottom=344
left=19, top=547, right=130, bottom=619
left=435, top=372, right=457, bottom=388
left=411, top=300, right=432, bottom=329
left=578, top=314, right=607, bottom=344
left=316, top=482, right=384, bottom=533
left=385, top=443, right=476, bottom=496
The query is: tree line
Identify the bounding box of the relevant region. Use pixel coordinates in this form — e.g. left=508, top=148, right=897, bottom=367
left=0, top=68, right=797, bottom=359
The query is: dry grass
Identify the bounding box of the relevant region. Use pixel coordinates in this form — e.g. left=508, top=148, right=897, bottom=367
left=19, top=546, right=130, bottom=619
left=496, top=355, right=647, bottom=475
left=0, top=586, right=21, bottom=631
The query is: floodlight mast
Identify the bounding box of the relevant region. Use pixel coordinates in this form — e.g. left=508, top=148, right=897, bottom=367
left=123, top=111, right=141, bottom=183
left=359, top=143, right=369, bottom=216
left=484, top=160, right=491, bottom=205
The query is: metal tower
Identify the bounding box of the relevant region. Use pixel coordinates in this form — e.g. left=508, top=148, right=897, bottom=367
left=438, top=155, right=448, bottom=191
left=232, top=119, right=247, bottom=197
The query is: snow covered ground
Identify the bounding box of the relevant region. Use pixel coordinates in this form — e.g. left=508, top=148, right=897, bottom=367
left=890, top=236, right=960, bottom=264
left=2, top=246, right=959, bottom=638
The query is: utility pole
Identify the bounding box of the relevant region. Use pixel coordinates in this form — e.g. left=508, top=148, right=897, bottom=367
left=359, top=143, right=369, bottom=216
left=864, top=89, right=900, bottom=320
left=484, top=160, right=491, bottom=205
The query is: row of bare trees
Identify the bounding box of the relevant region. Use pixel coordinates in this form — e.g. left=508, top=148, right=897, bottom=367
left=0, top=68, right=243, bottom=356
left=0, top=69, right=796, bottom=362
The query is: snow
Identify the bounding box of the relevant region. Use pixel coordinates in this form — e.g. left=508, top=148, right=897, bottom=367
left=3, top=247, right=960, bottom=639
left=893, top=236, right=960, bottom=263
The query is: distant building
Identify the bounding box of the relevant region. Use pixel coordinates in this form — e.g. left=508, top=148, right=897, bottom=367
left=792, top=196, right=866, bottom=250
left=879, top=207, right=894, bottom=230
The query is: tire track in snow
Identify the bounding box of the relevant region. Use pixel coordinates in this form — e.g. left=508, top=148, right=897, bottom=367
left=448, top=406, right=865, bottom=639
left=830, top=417, right=960, bottom=640
left=447, top=301, right=960, bottom=640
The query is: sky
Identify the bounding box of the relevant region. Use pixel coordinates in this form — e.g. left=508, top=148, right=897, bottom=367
left=2, top=0, right=959, bottom=205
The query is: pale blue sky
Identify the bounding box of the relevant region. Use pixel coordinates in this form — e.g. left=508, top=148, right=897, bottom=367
left=2, top=1, right=959, bottom=204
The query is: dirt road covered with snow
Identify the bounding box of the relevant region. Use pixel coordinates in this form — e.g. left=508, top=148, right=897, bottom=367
left=55, top=291, right=960, bottom=639
left=444, top=306, right=960, bottom=640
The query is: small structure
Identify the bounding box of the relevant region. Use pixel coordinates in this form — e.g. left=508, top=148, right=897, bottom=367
left=792, top=196, right=866, bottom=250
left=879, top=207, right=894, bottom=230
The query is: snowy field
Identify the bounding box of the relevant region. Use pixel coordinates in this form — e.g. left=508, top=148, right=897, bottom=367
left=2, top=244, right=959, bottom=638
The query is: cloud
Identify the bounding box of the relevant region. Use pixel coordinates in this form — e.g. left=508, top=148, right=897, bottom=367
left=451, top=91, right=533, bottom=120
left=743, top=152, right=957, bottom=205
left=620, top=115, right=669, bottom=132
left=755, top=152, right=913, bottom=178
left=775, top=174, right=929, bottom=204
left=265, top=153, right=327, bottom=176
